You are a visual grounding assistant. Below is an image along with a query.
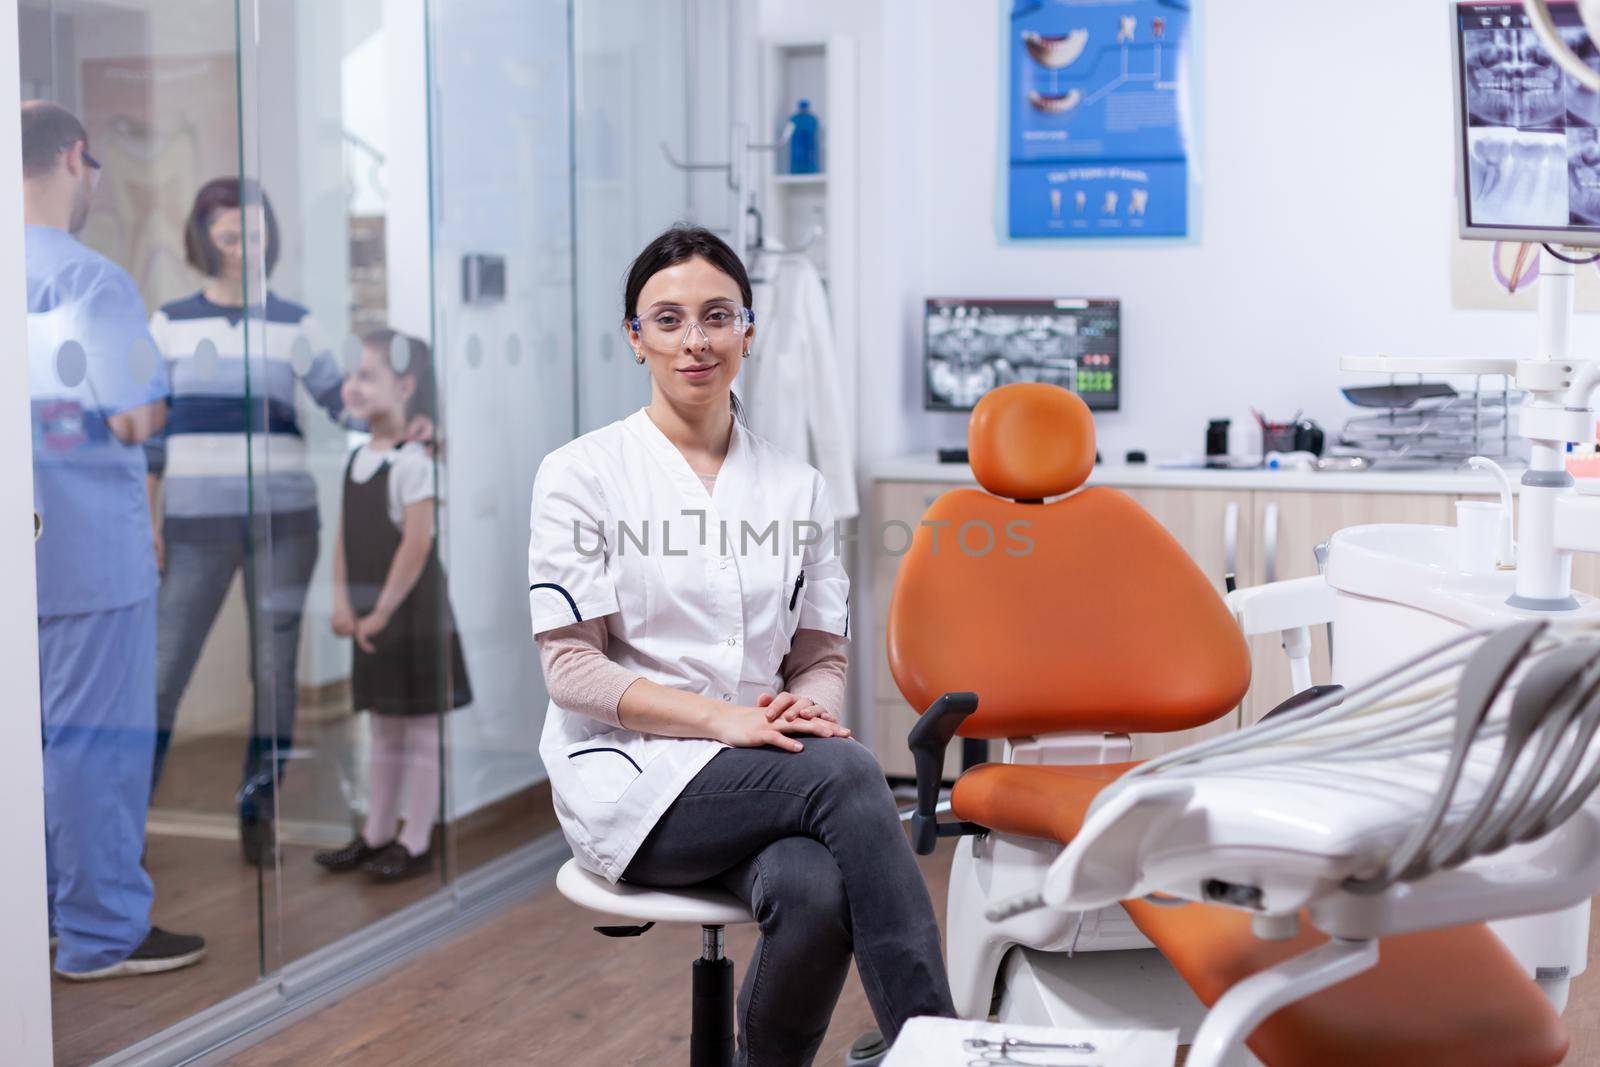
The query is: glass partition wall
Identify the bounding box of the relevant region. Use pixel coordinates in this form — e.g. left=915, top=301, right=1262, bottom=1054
left=17, top=1, right=733, bottom=1062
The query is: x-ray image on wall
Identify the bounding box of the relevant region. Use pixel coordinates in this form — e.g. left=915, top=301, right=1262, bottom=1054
left=1468, top=127, right=1569, bottom=225
left=1465, top=28, right=1564, bottom=130
left=1561, top=27, right=1600, bottom=126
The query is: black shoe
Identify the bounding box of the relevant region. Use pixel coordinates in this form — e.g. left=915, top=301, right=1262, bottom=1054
left=54, top=926, right=207, bottom=982
left=361, top=842, right=433, bottom=883
left=240, top=810, right=276, bottom=867
left=314, top=837, right=390, bottom=873
left=846, top=1030, right=888, bottom=1066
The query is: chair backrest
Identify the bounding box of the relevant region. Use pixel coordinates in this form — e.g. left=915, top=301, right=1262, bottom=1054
left=886, top=383, right=1251, bottom=739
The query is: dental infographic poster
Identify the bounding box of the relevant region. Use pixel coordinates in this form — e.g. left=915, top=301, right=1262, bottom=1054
left=1007, top=0, right=1192, bottom=239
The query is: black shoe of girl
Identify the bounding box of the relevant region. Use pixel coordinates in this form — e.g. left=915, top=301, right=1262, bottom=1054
left=361, top=842, right=433, bottom=883
left=314, top=837, right=391, bottom=873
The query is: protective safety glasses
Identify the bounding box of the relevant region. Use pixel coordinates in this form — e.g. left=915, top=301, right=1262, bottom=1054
left=629, top=305, right=754, bottom=349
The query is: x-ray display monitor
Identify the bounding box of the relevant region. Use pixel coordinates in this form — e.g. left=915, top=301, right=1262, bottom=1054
left=1454, top=2, right=1600, bottom=244
left=924, top=298, right=1120, bottom=412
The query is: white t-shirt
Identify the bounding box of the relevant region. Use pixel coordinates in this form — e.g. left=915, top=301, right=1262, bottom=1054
left=349, top=441, right=435, bottom=529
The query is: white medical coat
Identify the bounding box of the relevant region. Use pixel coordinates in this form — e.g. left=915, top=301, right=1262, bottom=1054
left=528, top=406, right=851, bottom=882
left=743, top=252, right=859, bottom=520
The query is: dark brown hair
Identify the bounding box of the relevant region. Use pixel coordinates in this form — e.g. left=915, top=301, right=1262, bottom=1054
left=361, top=328, right=437, bottom=421
left=621, top=224, right=753, bottom=423
left=20, top=101, right=87, bottom=180
left=184, top=177, right=281, bottom=277
left=622, top=223, right=753, bottom=322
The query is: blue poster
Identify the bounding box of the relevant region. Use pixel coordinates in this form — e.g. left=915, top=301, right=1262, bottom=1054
left=1007, top=0, right=1193, bottom=238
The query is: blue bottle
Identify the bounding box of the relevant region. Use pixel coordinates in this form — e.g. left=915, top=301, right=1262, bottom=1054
left=787, top=99, right=819, bottom=174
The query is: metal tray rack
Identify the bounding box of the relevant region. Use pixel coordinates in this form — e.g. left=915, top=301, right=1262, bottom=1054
left=1335, top=375, right=1525, bottom=469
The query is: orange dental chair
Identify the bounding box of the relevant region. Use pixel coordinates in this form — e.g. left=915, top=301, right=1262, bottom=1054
left=886, top=383, right=1569, bottom=1066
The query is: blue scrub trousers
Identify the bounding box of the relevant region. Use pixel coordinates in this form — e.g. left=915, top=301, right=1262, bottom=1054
left=39, top=594, right=156, bottom=973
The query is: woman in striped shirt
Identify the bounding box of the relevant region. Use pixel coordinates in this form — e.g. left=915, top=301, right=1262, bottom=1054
left=146, top=177, right=346, bottom=865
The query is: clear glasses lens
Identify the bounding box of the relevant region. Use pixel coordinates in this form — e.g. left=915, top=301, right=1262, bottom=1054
left=639, top=307, right=751, bottom=346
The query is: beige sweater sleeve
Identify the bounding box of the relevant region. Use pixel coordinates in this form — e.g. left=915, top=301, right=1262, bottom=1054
left=534, top=618, right=638, bottom=728
left=780, top=628, right=849, bottom=717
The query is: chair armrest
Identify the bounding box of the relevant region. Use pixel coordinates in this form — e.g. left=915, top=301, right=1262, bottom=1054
left=907, top=691, right=986, bottom=855
left=1226, top=575, right=1335, bottom=636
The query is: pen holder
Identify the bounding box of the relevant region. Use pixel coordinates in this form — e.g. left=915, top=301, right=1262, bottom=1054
left=1261, top=424, right=1298, bottom=456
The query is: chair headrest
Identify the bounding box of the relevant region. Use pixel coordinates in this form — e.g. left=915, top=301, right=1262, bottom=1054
left=969, top=383, right=1096, bottom=501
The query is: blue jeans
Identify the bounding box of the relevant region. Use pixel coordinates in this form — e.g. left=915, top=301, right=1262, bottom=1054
left=40, top=595, right=157, bottom=972
left=152, top=531, right=319, bottom=816
left=624, top=738, right=956, bottom=1066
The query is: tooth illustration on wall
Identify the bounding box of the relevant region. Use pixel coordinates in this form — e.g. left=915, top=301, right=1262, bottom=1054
left=1102, top=190, right=1119, bottom=214
left=1118, top=16, right=1137, bottom=43
left=1050, top=188, right=1062, bottom=218
left=1022, top=29, right=1089, bottom=69
left=1130, top=188, right=1149, bottom=216
left=1075, top=190, right=1087, bottom=213
left=1027, top=88, right=1083, bottom=114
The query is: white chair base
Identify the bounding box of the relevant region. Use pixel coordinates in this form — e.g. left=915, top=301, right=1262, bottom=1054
left=556, top=858, right=755, bottom=1067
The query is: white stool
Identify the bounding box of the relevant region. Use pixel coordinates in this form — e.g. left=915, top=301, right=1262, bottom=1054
left=556, top=857, right=756, bottom=1067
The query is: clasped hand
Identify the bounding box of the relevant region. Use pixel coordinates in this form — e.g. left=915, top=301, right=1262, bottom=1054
left=715, top=691, right=852, bottom=752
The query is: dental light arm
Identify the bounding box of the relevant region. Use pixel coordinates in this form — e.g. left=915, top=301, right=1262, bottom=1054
left=1526, top=0, right=1600, bottom=92
left=906, top=691, right=985, bottom=855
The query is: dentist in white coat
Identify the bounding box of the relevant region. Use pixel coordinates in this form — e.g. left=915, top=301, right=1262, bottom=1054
left=528, top=226, right=954, bottom=1066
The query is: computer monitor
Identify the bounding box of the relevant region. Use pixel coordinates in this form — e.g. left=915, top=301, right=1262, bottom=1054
left=923, top=298, right=1120, bottom=412
left=1453, top=1, right=1600, bottom=245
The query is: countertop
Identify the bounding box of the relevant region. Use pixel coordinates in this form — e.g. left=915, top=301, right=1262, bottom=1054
left=871, top=454, right=1521, bottom=495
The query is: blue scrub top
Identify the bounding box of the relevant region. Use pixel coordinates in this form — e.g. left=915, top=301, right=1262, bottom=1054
left=26, top=225, right=169, bottom=616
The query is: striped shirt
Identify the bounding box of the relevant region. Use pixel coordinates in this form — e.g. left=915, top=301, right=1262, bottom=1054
left=146, top=291, right=346, bottom=541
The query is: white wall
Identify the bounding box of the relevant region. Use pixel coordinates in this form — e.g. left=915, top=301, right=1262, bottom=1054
left=875, top=0, right=1600, bottom=465
left=0, top=1, right=58, bottom=1056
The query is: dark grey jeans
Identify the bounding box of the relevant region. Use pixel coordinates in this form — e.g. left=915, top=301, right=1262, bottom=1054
left=151, top=530, right=319, bottom=813
left=623, top=737, right=956, bottom=1067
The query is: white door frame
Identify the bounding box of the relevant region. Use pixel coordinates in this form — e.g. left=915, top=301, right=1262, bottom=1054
left=0, top=0, right=61, bottom=1061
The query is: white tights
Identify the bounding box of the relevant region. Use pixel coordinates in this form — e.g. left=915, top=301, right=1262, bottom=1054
left=361, top=714, right=441, bottom=857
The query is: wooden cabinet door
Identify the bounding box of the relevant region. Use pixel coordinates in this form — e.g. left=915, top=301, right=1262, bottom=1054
left=1242, top=492, right=1454, bottom=724
left=1116, top=488, right=1254, bottom=758
left=870, top=480, right=968, bottom=779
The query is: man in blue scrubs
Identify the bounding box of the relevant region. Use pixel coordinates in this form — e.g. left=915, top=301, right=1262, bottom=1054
left=23, top=101, right=206, bottom=980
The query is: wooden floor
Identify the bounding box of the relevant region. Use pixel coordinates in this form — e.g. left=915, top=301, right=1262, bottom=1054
left=219, top=838, right=1600, bottom=1067
left=49, top=729, right=555, bottom=1067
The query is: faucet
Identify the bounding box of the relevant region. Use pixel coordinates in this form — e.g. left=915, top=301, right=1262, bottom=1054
left=1467, top=456, right=1517, bottom=569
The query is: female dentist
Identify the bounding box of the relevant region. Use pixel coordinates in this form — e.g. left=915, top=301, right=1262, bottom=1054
left=529, top=226, right=955, bottom=1065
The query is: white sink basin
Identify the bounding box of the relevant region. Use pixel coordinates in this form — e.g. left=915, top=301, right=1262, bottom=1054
left=1324, top=523, right=1583, bottom=628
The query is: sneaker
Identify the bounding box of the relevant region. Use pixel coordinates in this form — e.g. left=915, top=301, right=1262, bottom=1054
left=54, top=927, right=207, bottom=982
left=846, top=1030, right=888, bottom=1066
left=314, top=837, right=390, bottom=873
left=361, top=842, right=433, bottom=883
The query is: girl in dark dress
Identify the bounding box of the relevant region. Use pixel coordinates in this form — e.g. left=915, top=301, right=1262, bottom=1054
left=314, top=330, right=471, bottom=882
